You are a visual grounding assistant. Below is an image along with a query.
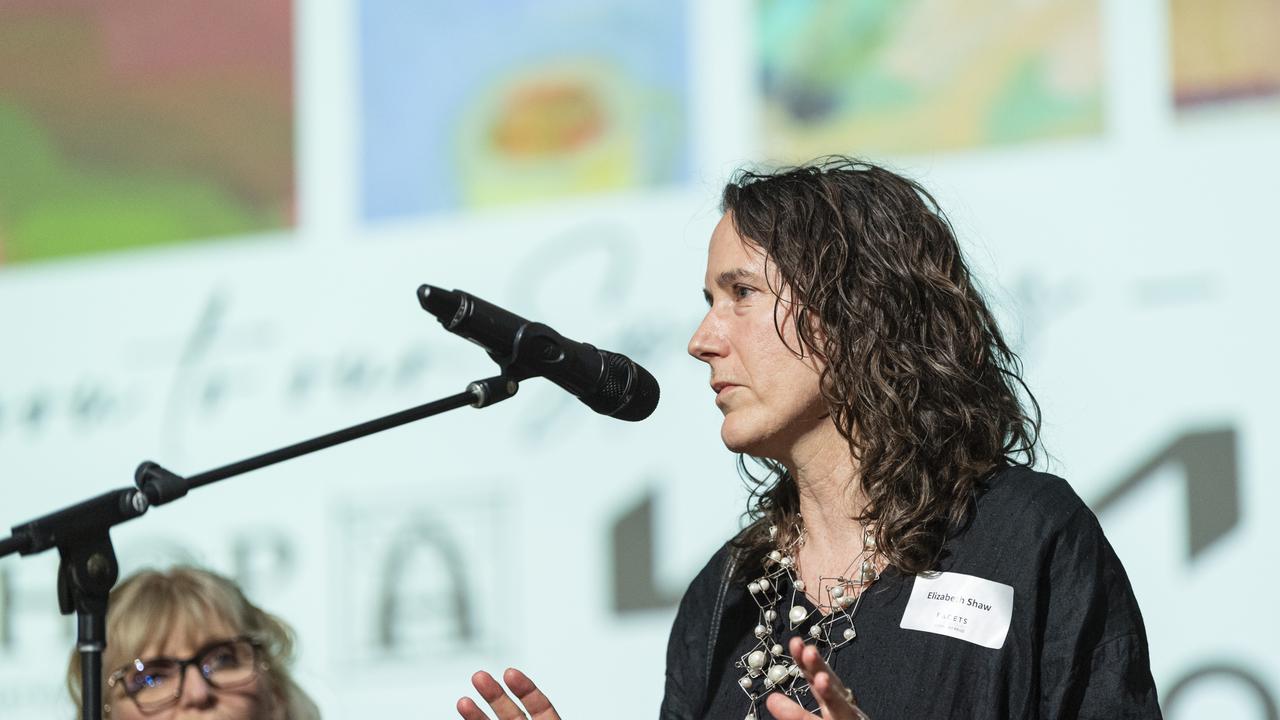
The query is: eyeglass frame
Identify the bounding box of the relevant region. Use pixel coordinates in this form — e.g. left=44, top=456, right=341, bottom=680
left=105, top=635, right=269, bottom=713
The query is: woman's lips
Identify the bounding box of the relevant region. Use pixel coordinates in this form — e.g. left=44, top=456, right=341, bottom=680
left=712, top=382, right=741, bottom=400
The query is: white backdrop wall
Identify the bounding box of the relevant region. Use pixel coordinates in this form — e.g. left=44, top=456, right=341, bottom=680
left=2, top=0, right=1278, bottom=718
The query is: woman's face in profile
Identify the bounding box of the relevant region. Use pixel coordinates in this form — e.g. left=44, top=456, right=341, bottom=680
left=108, top=622, right=267, bottom=720
left=689, top=212, right=829, bottom=460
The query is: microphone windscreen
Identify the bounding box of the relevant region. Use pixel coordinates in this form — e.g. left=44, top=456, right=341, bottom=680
left=598, top=354, right=660, bottom=422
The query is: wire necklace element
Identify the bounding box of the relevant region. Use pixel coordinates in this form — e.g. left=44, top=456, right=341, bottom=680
left=735, top=521, right=880, bottom=720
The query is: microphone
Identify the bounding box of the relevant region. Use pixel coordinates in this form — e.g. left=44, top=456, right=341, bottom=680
left=417, top=285, right=660, bottom=421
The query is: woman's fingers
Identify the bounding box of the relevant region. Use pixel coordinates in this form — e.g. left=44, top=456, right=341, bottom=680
left=468, top=670, right=529, bottom=720
left=812, top=670, right=864, bottom=716
left=502, top=668, right=560, bottom=719
left=456, top=669, right=562, bottom=720
left=789, top=637, right=833, bottom=679
left=786, top=637, right=867, bottom=719
left=789, top=637, right=851, bottom=696
left=457, top=696, right=493, bottom=720
left=764, top=691, right=820, bottom=719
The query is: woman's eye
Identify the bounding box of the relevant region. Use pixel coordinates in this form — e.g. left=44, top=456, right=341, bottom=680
left=205, top=648, right=240, bottom=669
left=129, top=667, right=175, bottom=691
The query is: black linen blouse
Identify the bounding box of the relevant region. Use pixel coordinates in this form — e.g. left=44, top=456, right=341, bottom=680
left=660, top=467, right=1163, bottom=720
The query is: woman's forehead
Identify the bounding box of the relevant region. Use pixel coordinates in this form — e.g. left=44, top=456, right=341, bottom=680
left=138, top=615, right=240, bottom=658
left=707, top=215, right=767, bottom=270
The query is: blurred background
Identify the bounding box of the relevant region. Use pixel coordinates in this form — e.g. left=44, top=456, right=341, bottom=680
left=1, top=0, right=1277, bottom=716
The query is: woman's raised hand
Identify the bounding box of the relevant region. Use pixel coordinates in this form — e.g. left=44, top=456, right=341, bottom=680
left=456, top=668, right=562, bottom=720
left=764, top=637, right=871, bottom=720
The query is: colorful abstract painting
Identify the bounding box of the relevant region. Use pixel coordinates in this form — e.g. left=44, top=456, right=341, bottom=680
left=0, top=0, right=294, bottom=265
left=359, top=0, right=690, bottom=220
left=1170, top=0, right=1280, bottom=109
left=759, top=0, right=1103, bottom=160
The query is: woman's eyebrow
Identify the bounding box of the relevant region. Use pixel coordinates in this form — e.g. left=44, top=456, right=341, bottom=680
left=714, top=267, right=760, bottom=287
left=703, top=268, right=763, bottom=303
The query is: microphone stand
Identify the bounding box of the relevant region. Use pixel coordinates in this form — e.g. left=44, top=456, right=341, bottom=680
left=0, top=374, right=520, bottom=720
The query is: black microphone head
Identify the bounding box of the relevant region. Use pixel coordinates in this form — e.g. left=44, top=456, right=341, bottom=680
left=589, top=352, right=660, bottom=421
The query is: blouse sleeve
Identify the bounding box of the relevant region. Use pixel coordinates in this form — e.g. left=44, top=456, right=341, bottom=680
left=1038, top=505, right=1163, bottom=719
left=659, top=542, right=738, bottom=720
left=659, top=585, right=703, bottom=720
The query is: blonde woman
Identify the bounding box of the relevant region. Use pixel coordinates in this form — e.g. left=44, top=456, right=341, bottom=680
left=67, top=566, right=320, bottom=720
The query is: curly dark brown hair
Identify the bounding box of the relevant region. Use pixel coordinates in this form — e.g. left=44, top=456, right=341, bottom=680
left=722, top=156, right=1040, bottom=576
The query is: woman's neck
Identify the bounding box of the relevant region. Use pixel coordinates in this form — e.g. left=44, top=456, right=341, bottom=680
left=780, top=420, right=870, bottom=579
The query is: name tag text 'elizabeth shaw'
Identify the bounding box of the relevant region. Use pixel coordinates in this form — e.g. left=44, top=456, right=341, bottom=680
left=899, top=571, right=1014, bottom=649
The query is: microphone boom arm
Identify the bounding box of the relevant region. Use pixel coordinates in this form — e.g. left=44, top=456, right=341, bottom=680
left=0, top=373, right=519, bottom=720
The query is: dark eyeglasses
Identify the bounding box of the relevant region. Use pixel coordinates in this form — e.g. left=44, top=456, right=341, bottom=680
left=107, top=636, right=265, bottom=713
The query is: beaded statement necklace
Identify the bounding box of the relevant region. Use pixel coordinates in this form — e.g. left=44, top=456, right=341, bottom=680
left=736, top=522, right=881, bottom=720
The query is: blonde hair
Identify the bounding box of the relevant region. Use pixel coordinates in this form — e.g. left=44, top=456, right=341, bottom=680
left=66, top=566, right=320, bottom=719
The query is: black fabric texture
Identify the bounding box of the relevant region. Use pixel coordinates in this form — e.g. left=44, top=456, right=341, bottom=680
left=659, top=466, right=1162, bottom=720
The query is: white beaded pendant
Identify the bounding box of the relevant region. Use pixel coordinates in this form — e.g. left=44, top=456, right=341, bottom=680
left=788, top=605, right=809, bottom=626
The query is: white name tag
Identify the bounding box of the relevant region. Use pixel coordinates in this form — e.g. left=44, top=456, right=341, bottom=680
left=899, top=571, right=1014, bottom=649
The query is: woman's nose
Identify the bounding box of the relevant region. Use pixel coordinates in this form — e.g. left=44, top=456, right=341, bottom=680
left=178, top=663, right=214, bottom=707
left=688, top=311, right=727, bottom=362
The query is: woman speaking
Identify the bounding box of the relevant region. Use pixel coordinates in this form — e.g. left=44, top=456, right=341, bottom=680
left=457, top=158, right=1160, bottom=720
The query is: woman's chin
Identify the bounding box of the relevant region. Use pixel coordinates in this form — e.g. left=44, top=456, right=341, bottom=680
left=720, top=423, right=772, bottom=458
